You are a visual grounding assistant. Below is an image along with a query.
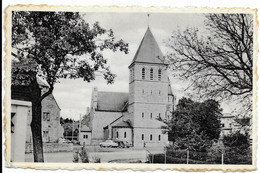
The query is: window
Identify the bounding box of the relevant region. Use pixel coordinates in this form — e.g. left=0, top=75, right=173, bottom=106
left=11, top=113, right=15, bottom=133
left=159, top=113, right=161, bottom=118
left=150, top=134, right=153, bottom=141
left=158, top=135, right=161, bottom=141
left=159, top=90, right=161, bottom=95
left=142, top=89, right=145, bottom=94
left=124, top=132, right=126, bottom=138
left=142, top=112, right=144, bottom=118
left=150, top=68, right=153, bottom=80
left=43, top=130, right=49, bottom=138
left=142, top=68, right=145, bottom=80
left=142, top=134, right=144, bottom=140
left=158, top=69, right=162, bottom=81
left=150, top=113, right=153, bottom=119
left=116, top=131, right=119, bottom=138
left=83, top=135, right=88, bottom=139
left=151, top=90, right=153, bottom=95
left=221, top=124, right=225, bottom=127
left=43, top=112, right=50, bottom=121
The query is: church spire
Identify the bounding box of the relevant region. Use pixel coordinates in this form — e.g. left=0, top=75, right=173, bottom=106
left=129, top=27, right=165, bottom=67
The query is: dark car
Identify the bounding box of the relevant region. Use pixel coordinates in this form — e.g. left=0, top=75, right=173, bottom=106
left=114, top=140, right=132, bottom=148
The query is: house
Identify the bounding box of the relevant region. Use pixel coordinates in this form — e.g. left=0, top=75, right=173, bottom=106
left=11, top=77, right=63, bottom=143
left=220, top=113, right=252, bottom=141
left=11, top=99, right=31, bottom=162
left=78, top=125, right=92, bottom=145
left=87, top=27, right=175, bottom=148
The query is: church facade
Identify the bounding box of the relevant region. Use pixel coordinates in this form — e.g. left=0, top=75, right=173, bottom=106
left=87, top=27, right=175, bottom=148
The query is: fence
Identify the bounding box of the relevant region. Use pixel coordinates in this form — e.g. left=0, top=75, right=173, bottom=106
left=147, top=149, right=252, bottom=164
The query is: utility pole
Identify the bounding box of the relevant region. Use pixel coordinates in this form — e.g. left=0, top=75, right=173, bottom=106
left=187, top=148, right=189, bottom=164
left=221, top=151, right=224, bottom=165
left=164, top=146, right=167, bottom=164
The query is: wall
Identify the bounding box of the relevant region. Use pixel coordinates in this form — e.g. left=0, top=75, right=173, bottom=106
left=91, top=111, right=122, bottom=144
left=25, top=143, right=73, bottom=153
left=26, top=94, right=61, bottom=143
left=11, top=100, right=31, bottom=162
left=133, top=128, right=168, bottom=149
left=78, top=131, right=92, bottom=145
left=112, top=127, right=132, bottom=143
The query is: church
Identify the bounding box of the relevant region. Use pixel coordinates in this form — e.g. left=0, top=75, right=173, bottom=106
left=84, top=27, right=175, bottom=148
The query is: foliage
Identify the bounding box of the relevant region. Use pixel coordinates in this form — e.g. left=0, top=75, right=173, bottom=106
left=162, top=97, right=222, bottom=152
left=207, top=140, right=224, bottom=164
left=166, top=14, right=253, bottom=116
left=11, top=11, right=128, bottom=162
left=79, top=146, right=89, bottom=163
left=223, top=132, right=250, bottom=152
left=72, top=147, right=89, bottom=163
left=12, top=11, right=129, bottom=88
left=207, top=132, right=252, bottom=164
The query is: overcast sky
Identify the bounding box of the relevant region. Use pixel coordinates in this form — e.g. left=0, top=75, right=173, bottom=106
left=53, top=13, right=233, bottom=120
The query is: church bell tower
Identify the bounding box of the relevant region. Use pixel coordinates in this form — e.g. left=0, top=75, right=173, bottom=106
left=128, top=27, right=173, bottom=148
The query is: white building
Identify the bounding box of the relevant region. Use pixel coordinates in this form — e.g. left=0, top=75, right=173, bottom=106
left=87, top=27, right=175, bottom=148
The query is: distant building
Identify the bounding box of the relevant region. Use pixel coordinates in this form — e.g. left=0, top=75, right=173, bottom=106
left=86, top=27, right=175, bottom=148
left=11, top=77, right=63, bottom=143
left=220, top=113, right=252, bottom=140
left=78, top=125, right=92, bottom=145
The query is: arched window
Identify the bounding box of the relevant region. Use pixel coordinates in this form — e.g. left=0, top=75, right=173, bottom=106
left=150, top=134, right=153, bottom=141
left=150, top=113, right=153, bottom=119
left=158, top=135, right=161, bottom=141
left=150, top=68, right=153, bottom=80
left=142, top=112, right=144, bottom=118
left=124, top=132, right=126, bottom=138
left=142, top=68, right=145, bottom=80
left=142, top=134, right=144, bottom=140
left=158, top=69, right=162, bottom=81
left=116, top=131, right=119, bottom=138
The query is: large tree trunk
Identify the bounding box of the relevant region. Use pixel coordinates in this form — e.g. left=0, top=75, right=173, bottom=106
left=29, top=78, right=44, bottom=162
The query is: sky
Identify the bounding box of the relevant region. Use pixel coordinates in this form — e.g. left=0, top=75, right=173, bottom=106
left=53, top=13, right=232, bottom=120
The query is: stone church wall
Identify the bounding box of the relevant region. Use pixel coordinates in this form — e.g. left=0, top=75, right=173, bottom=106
left=91, top=111, right=122, bottom=144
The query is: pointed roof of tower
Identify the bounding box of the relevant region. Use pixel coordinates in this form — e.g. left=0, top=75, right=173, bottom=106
left=130, top=27, right=165, bottom=66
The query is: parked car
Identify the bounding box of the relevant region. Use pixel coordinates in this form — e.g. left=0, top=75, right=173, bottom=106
left=100, top=140, right=118, bottom=148
left=114, top=140, right=132, bottom=148
left=58, top=138, right=68, bottom=144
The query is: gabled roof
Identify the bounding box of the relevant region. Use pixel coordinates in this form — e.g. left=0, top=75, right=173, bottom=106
left=80, top=125, right=91, bottom=132
left=96, top=91, right=128, bottom=112
left=104, top=115, right=132, bottom=129
left=113, top=120, right=132, bottom=128
left=130, top=27, right=165, bottom=66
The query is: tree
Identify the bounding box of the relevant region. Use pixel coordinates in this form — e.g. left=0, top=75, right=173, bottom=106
left=166, top=14, right=253, bottom=116
left=11, top=11, right=128, bottom=162
left=162, top=97, right=222, bottom=152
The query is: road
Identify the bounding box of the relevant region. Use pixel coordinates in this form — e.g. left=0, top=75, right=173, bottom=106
left=25, top=147, right=163, bottom=163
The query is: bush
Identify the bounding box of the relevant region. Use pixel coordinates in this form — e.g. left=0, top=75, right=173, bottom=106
left=148, top=154, right=213, bottom=164
left=73, top=146, right=89, bottom=163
